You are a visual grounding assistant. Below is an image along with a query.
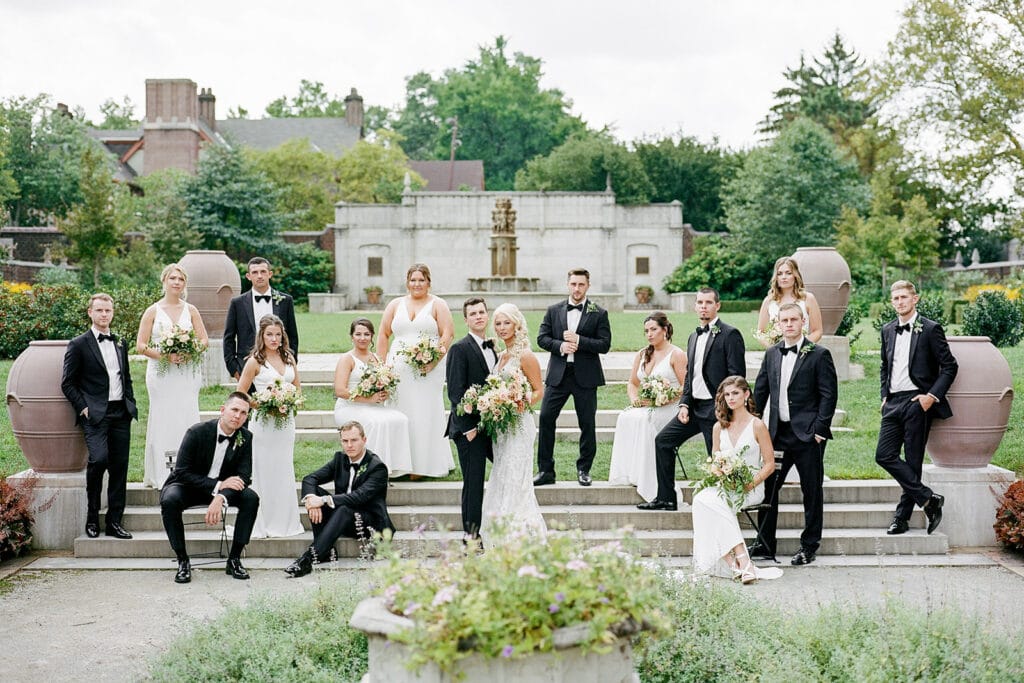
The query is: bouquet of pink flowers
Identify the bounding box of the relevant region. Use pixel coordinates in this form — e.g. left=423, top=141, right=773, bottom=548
left=753, top=318, right=783, bottom=346
left=250, top=377, right=304, bottom=429
left=353, top=361, right=400, bottom=400
left=455, top=372, right=533, bottom=438
left=151, top=324, right=204, bottom=375
left=399, top=334, right=444, bottom=376
left=692, top=444, right=754, bottom=512
left=635, top=374, right=676, bottom=408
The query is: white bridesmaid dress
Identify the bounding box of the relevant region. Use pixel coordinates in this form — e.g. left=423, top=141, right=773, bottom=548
left=249, top=362, right=303, bottom=538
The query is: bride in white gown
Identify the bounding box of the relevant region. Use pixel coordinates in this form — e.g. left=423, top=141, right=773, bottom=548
left=691, top=375, right=783, bottom=583
left=480, top=303, right=547, bottom=542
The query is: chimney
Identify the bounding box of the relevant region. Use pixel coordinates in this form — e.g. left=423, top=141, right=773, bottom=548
left=56, top=102, right=73, bottom=118
left=143, top=79, right=201, bottom=175
left=344, top=87, right=364, bottom=138
left=198, top=87, right=216, bottom=132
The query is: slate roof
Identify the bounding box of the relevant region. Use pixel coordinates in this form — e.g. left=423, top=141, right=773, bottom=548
left=408, top=160, right=485, bottom=191
left=216, top=117, right=361, bottom=154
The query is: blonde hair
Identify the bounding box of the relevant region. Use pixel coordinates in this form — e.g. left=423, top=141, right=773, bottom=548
left=160, top=263, right=188, bottom=300
left=87, top=293, right=113, bottom=310
left=493, top=303, right=529, bottom=358
left=890, top=280, right=918, bottom=295
left=768, top=256, right=807, bottom=302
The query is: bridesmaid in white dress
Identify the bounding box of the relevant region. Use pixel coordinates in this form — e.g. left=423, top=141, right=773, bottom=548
left=333, top=317, right=413, bottom=477
left=237, top=315, right=303, bottom=538
left=691, top=375, right=782, bottom=583
left=480, top=303, right=547, bottom=542
left=607, top=312, right=686, bottom=501
left=377, top=263, right=455, bottom=478
left=136, top=263, right=207, bottom=489
left=756, top=256, right=823, bottom=347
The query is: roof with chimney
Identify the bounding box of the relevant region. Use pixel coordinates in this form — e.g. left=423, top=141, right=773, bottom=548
left=217, top=117, right=361, bottom=154
left=408, top=160, right=486, bottom=191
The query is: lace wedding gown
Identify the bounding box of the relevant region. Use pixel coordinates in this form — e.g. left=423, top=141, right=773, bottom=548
left=333, top=354, right=413, bottom=476
left=144, top=304, right=201, bottom=489
left=387, top=296, right=454, bottom=477
left=480, top=357, right=547, bottom=542
left=691, top=419, right=783, bottom=580
left=607, top=347, right=682, bottom=501
left=249, top=362, right=303, bottom=538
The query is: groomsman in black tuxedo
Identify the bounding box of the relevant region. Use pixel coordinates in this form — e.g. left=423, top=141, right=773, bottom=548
left=285, top=421, right=396, bottom=577
left=534, top=268, right=612, bottom=487
left=223, top=256, right=300, bottom=380
left=753, top=303, right=838, bottom=565
left=61, top=293, right=138, bottom=540
left=640, top=287, right=746, bottom=511
left=876, top=280, right=957, bottom=536
left=160, top=392, right=260, bottom=583
left=445, top=297, right=498, bottom=540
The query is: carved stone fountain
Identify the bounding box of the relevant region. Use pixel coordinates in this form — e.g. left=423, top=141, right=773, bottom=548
left=467, top=197, right=539, bottom=292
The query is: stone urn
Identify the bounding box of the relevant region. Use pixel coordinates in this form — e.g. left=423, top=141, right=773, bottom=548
left=6, top=340, right=88, bottom=472
left=927, top=337, right=1014, bottom=468
left=790, top=247, right=851, bottom=335
left=177, top=250, right=241, bottom=338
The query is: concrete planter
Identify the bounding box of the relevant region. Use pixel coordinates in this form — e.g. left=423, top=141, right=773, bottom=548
left=790, top=247, right=851, bottom=335
left=177, top=250, right=240, bottom=338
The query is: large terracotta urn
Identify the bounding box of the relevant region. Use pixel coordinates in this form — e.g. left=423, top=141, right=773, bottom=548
left=177, top=250, right=240, bottom=338
left=6, top=340, right=88, bottom=472
left=790, top=247, right=851, bottom=335
left=927, top=337, right=1014, bottom=468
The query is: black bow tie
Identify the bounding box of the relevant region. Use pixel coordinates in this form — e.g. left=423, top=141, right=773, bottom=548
left=695, top=326, right=709, bottom=336
left=896, top=323, right=911, bottom=334
left=482, top=339, right=495, bottom=350
left=254, top=294, right=271, bottom=303
left=567, top=303, right=583, bottom=312
left=218, top=433, right=236, bottom=444
left=349, top=461, right=362, bottom=474
left=97, top=333, right=116, bottom=343
left=780, top=345, right=797, bottom=356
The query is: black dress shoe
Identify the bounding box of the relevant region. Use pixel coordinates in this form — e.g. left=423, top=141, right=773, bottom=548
left=105, top=523, right=133, bottom=539
left=225, top=557, right=250, bottom=580
left=533, top=471, right=556, bottom=486
left=924, top=494, right=944, bottom=534
left=791, top=547, right=816, bottom=565
left=886, top=517, right=909, bottom=535
left=284, top=553, right=313, bottom=578
left=636, top=500, right=677, bottom=511
left=85, top=522, right=100, bottom=538
left=174, top=559, right=192, bottom=584
left=577, top=470, right=592, bottom=487
left=747, top=541, right=774, bottom=559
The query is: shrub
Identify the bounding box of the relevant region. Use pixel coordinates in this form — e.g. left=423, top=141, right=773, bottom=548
left=662, top=234, right=770, bottom=300
left=273, top=243, right=334, bottom=303
left=872, top=290, right=948, bottom=334
left=0, top=476, right=35, bottom=560
left=836, top=296, right=870, bottom=338
left=994, top=480, right=1024, bottom=551
left=961, top=290, right=1024, bottom=347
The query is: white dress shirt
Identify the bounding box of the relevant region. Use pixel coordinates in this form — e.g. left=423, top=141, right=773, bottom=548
left=252, top=288, right=273, bottom=327
left=777, top=336, right=804, bottom=422
left=91, top=327, right=123, bottom=401
left=565, top=299, right=585, bottom=363
left=690, top=317, right=719, bottom=400
left=890, top=313, right=920, bottom=394
left=208, top=426, right=233, bottom=500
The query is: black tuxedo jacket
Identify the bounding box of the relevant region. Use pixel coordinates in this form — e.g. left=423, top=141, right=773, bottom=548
left=61, top=331, right=138, bottom=425
left=302, top=450, right=395, bottom=533
left=754, top=339, right=838, bottom=442
left=879, top=316, right=958, bottom=419
left=163, top=419, right=253, bottom=492
left=223, top=289, right=300, bottom=377
left=680, top=320, right=746, bottom=410
left=537, top=300, right=611, bottom=389
left=445, top=334, right=495, bottom=437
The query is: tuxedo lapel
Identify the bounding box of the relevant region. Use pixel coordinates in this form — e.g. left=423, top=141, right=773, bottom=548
left=558, top=302, right=570, bottom=334
left=908, top=324, right=922, bottom=366
left=467, top=336, right=489, bottom=376
left=701, top=330, right=715, bottom=367
left=788, top=341, right=810, bottom=388
left=85, top=333, right=105, bottom=374
left=883, top=325, right=896, bottom=372
left=242, top=294, right=256, bottom=328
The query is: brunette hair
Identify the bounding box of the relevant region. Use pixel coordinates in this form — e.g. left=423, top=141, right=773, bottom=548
left=350, top=317, right=375, bottom=337
left=567, top=268, right=590, bottom=281
left=697, top=286, right=721, bottom=303
left=768, top=256, right=807, bottom=302
left=714, top=375, right=758, bottom=427
left=226, top=391, right=252, bottom=408
left=251, top=314, right=295, bottom=366
left=338, top=420, right=366, bottom=437
left=407, top=263, right=432, bottom=283
left=462, top=296, right=487, bottom=317
left=641, top=311, right=673, bottom=367
left=247, top=257, right=272, bottom=271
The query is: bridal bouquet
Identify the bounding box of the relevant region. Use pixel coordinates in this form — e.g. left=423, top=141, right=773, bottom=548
left=353, top=361, right=400, bottom=400
left=151, top=324, right=204, bottom=375
left=250, top=377, right=304, bottom=429
left=753, top=318, right=783, bottom=346
left=693, top=444, right=754, bottom=512
left=399, top=335, right=444, bottom=376
left=635, top=375, right=675, bottom=408
left=455, top=372, right=533, bottom=437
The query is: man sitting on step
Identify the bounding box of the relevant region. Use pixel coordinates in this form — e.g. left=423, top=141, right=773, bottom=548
left=285, top=420, right=396, bottom=577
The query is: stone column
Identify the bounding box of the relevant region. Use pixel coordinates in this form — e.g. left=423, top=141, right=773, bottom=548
left=922, top=464, right=1016, bottom=547
left=8, top=469, right=88, bottom=550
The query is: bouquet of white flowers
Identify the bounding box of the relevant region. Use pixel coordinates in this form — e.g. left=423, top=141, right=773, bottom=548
left=250, top=377, right=304, bottom=429
left=353, top=361, right=400, bottom=400
left=692, top=444, right=754, bottom=512
left=151, top=324, right=204, bottom=375
left=634, top=374, right=676, bottom=408
left=399, top=335, right=444, bottom=376
left=753, top=317, right=783, bottom=347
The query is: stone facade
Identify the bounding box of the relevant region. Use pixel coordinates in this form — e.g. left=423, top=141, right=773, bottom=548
left=331, top=191, right=684, bottom=310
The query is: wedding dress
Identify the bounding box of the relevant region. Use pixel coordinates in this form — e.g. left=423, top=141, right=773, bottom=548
left=691, top=419, right=783, bottom=580
left=387, top=296, right=454, bottom=477
left=607, top=346, right=682, bottom=501
left=144, top=304, right=201, bottom=489
left=333, top=354, right=413, bottom=476
left=480, top=356, right=547, bottom=542
left=249, top=362, right=303, bottom=538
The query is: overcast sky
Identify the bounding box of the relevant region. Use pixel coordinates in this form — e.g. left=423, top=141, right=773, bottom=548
left=0, top=1, right=905, bottom=149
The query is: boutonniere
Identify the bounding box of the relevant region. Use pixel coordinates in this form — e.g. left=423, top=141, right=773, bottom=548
left=710, top=324, right=721, bottom=336
left=912, top=319, right=923, bottom=334
left=586, top=301, right=598, bottom=314
left=800, top=342, right=815, bottom=357
left=271, top=290, right=286, bottom=306
left=234, top=432, right=246, bottom=448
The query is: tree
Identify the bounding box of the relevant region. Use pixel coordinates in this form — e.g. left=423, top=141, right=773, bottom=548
left=248, top=139, right=343, bottom=232
left=723, top=118, right=869, bottom=262
left=128, top=168, right=201, bottom=263
left=59, top=146, right=123, bottom=286
left=0, top=123, right=18, bottom=220
left=389, top=71, right=442, bottom=160
left=94, top=96, right=139, bottom=129
left=265, top=80, right=347, bottom=118
left=335, top=131, right=424, bottom=203
left=662, top=234, right=770, bottom=300
left=514, top=132, right=653, bottom=204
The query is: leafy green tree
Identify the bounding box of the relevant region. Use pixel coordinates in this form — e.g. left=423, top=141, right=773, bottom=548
left=265, top=80, right=347, bottom=118
left=248, top=139, right=342, bottom=231
left=724, top=118, right=869, bottom=262
left=336, top=131, right=424, bottom=203
left=94, top=96, right=139, bottom=129
left=514, top=132, right=653, bottom=204
left=59, top=146, right=123, bottom=286
left=389, top=71, right=442, bottom=160
left=662, top=234, right=770, bottom=300
left=127, top=168, right=201, bottom=263
left=0, top=123, right=18, bottom=219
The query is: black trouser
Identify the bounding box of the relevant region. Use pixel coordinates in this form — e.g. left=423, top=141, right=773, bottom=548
left=160, top=484, right=259, bottom=558
left=537, top=365, right=598, bottom=474
left=653, top=399, right=715, bottom=504
left=875, top=391, right=934, bottom=521
left=759, top=420, right=826, bottom=554
left=452, top=431, right=493, bottom=536
left=306, top=486, right=381, bottom=561
left=83, top=400, right=132, bottom=526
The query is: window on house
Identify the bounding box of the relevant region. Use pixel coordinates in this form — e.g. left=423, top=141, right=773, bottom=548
left=635, top=257, right=650, bottom=275
left=367, top=257, right=383, bottom=277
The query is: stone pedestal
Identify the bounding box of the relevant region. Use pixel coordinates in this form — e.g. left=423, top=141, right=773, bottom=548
left=202, top=339, right=232, bottom=387
left=8, top=469, right=87, bottom=550
left=817, top=335, right=851, bottom=381
left=922, top=464, right=1016, bottom=547
left=670, top=292, right=697, bottom=313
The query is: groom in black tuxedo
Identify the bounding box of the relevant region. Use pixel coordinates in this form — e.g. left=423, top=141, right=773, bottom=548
left=160, top=392, right=260, bottom=583
left=641, top=287, right=746, bottom=510
left=876, top=280, right=957, bottom=536
left=445, top=297, right=497, bottom=540
left=534, top=268, right=612, bottom=487
left=223, top=256, right=300, bottom=380
left=753, top=302, right=838, bottom=566
left=61, top=293, right=138, bottom=540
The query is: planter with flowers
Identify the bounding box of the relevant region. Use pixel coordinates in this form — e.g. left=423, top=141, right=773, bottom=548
left=364, top=285, right=383, bottom=306
left=350, top=523, right=667, bottom=682
left=634, top=285, right=654, bottom=306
